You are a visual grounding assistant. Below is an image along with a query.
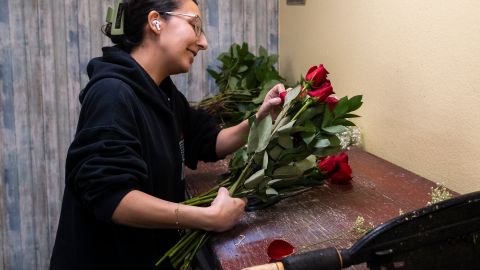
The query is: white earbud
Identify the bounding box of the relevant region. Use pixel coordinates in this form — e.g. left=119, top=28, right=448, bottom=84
left=153, top=20, right=161, bottom=31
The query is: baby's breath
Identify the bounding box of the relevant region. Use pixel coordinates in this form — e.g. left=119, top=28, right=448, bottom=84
left=426, top=183, right=452, bottom=206
left=337, top=126, right=362, bottom=150
left=351, top=216, right=374, bottom=238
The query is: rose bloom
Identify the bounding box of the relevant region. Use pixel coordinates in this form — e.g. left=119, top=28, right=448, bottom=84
left=305, top=64, right=329, bottom=88
left=325, top=96, right=338, bottom=111
left=307, top=80, right=334, bottom=102
left=318, top=152, right=352, bottom=184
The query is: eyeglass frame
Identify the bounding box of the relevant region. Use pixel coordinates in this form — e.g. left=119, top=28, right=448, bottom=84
left=160, top=11, right=204, bottom=37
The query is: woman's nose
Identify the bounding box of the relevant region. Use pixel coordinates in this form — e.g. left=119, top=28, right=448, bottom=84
left=197, top=33, right=208, bottom=50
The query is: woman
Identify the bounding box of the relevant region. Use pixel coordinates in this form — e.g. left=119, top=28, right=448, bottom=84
left=49, top=0, right=284, bottom=269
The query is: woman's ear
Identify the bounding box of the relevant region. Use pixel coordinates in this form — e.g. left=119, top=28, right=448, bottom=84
left=147, top=10, right=163, bottom=33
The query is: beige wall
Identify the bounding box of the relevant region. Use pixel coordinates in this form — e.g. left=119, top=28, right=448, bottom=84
left=279, top=0, right=480, bottom=193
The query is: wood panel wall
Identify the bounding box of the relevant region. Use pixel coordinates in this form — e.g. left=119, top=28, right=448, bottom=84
left=0, top=0, right=278, bottom=269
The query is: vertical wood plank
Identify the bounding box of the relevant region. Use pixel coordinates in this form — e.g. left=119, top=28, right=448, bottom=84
left=212, top=0, right=233, bottom=96
left=24, top=0, right=48, bottom=268
left=267, top=0, right=279, bottom=56
left=38, top=0, right=62, bottom=258
left=255, top=0, right=268, bottom=52
left=53, top=0, right=72, bottom=187
left=8, top=0, right=35, bottom=268
left=78, top=0, right=92, bottom=89
left=0, top=3, right=14, bottom=269
left=65, top=0, right=81, bottom=140
left=89, top=0, right=104, bottom=58
left=243, top=0, right=257, bottom=51
left=231, top=0, right=245, bottom=45
left=203, top=0, right=219, bottom=97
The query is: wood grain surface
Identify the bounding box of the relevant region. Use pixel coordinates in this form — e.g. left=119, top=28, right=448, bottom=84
left=186, top=148, right=453, bottom=270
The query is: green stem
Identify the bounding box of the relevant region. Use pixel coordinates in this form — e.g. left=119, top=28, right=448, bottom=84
left=179, top=232, right=210, bottom=270
left=228, top=157, right=254, bottom=195
left=185, top=197, right=216, bottom=206
left=155, top=230, right=200, bottom=267
left=183, top=193, right=217, bottom=206
left=292, top=98, right=314, bottom=121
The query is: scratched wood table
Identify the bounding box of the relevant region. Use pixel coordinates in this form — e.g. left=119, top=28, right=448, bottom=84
left=185, top=148, right=453, bottom=270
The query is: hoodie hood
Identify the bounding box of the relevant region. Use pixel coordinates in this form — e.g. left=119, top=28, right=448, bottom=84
left=81, top=46, right=176, bottom=111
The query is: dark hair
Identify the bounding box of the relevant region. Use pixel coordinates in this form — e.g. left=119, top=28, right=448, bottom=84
left=102, top=0, right=198, bottom=52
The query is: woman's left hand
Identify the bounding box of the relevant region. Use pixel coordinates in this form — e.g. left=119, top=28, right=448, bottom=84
left=256, top=83, right=286, bottom=121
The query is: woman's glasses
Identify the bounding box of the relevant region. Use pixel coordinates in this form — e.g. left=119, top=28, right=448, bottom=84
left=162, top=12, right=203, bottom=37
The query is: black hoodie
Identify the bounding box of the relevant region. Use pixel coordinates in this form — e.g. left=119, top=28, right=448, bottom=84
left=50, top=46, right=220, bottom=270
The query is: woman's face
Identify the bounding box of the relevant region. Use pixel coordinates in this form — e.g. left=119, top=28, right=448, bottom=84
left=158, top=0, right=208, bottom=74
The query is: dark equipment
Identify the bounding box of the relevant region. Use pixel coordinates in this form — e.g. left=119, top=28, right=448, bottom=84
left=247, top=191, right=480, bottom=270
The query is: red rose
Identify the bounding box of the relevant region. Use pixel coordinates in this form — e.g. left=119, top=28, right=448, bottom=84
left=325, top=96, right=338, bottom=111
left=318, top=155, right=337, bottom=174
left=305, top=64, right=329, bottom=88
left=307, top=81, right=334, bottom=102
left=335, top=152, right=349, bottom=163
left=317, top=152, right=353, bottom=184
left=330, top=162, right=352, bottom=184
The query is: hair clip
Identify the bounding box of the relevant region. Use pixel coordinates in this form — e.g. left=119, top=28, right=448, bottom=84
left=105, top=0, right=125, bottom=35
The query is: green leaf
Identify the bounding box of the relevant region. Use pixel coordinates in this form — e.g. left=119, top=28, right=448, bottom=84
left=301, top=132, right=316, bottom=145
left=268, top=145, right=283, bottom=161
left=247, top=115, right=273, bottom=153
left=273, top=115, right=291, bottom=132
left=291, top=120, right=316, bottom=133
left=232, top=44, right=239, bottom=58
left=333, top=96, right=349, bottom=118
left=267, top=178, right=298, bottom=190
left=238, top=65, right=248, bottom=73
left=278, top=135, right=293, bottom=149
left=294, top=155, right=317, bottom=173
left=276, top=119, right=296, bottom=134
left=207, top=69, right=220, bottom=80
left=277, top=143, right=308, bottom=163
left=322, top=125, right=347, bottom=134
left=228, top=77, right=239, bottom=89
left=259, top=46, right=268, bottom=57
left=262, top=151, right=269, bottom=169
left=332, top=119, right=356, bottom=126
left=343, top=113, right=361, bottom=118
left=312, top=146, right=342, bottom=157
left=273, top=165, right=302, bottom=177
left=268, top=54, right=279, bottom=65
left=230, top=147, right=248, bottom=169
left=244, top=169, right=265, bottom=189
left=285, top=86, right=301, bottom=105
left=313, top=138, right=331, bottom=148
left=322, top=104, right=334, bottom=127
left=266, top=187, right=279, bottom=196
left=296, top=106, right=324, bottom=124
left=327, top=135, right=341, bottom=147
left=348, top=95, right=363, bottom=112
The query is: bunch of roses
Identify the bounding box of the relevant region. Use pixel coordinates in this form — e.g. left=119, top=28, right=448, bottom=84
left=157, top=65, right=362, bottom=270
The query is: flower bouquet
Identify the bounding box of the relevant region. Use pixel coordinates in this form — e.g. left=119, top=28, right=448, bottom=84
left=156, top=65, right=363, bottom=269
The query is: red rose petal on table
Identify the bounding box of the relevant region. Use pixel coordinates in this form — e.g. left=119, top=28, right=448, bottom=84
left=267, top=239, right=295, bottom=262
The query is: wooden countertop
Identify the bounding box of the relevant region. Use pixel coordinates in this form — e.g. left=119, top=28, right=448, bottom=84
left=185, top=148, right=453, bottom=270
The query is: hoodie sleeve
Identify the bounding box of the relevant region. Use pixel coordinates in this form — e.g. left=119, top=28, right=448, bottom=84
left=184, top=107, right=222, bottom=169
left=66, top=79, right=148, bottom=223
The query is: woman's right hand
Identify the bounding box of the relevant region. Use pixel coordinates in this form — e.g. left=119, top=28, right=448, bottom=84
left=206, top=187, right=246, bottom=232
